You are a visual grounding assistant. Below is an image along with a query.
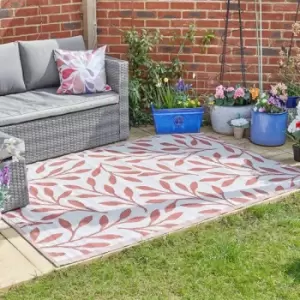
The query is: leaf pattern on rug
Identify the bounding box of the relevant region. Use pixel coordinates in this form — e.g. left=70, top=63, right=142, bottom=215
left=3, top=134, right=300, bottom=266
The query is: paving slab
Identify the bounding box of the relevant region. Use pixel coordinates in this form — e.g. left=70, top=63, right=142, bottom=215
left=0, top=234, right=42, bottom=289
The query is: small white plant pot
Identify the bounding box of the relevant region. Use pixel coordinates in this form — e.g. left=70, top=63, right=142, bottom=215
left=233, top=127, right=244, bottom=139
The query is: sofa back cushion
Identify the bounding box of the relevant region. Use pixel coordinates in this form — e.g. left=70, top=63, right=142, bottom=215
left=0, top=42, right=26, bottom=96
left=19, top=36, right=86, bottom=91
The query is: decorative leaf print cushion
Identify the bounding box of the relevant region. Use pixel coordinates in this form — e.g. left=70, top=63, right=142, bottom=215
left=54, top=46, right=112, bottom=94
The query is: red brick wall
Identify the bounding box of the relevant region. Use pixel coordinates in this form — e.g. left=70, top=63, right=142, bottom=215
left=97, top=0, right=299, bottom=91
left=0, top=0, right=83, bottom=43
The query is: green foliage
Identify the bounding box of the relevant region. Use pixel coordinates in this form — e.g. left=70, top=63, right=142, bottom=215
left=287, top=82, right=300, bottom=97
left=123, top=25, right=214, bottom=126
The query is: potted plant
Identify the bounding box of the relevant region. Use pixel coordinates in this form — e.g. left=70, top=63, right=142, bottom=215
left=250, top=83, right=288, bottom=146
left=151, top=77, right=204, bottom=134
left=227, top=116, right=249, bottom=139
left=208, top=85, right=256, bottom=135
left=287, top=103, right=300, bottom=162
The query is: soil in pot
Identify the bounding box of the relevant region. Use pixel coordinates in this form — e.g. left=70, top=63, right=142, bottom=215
left=293, top=144, right=300, bottom=162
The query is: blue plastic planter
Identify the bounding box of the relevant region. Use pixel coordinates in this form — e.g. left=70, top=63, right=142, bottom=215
left=287, top=96, right=299, bottom=108
left=151, top=104, right=204, bottom=134
left=250, top=110, right=288, bottom=146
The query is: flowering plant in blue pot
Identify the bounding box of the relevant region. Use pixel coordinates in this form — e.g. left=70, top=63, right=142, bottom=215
left=251, top=83, right=288, bottom=146
left=152, top=76, right=204, bottom=134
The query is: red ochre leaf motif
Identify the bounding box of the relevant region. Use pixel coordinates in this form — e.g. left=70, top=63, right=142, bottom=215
left=175, top=183, right=189, bottom=193
left=191, top=138, right=198, bottom=146
left=222, top=178, right=236, bottom=187
left=157, top=164, right=172, bottom=171
left=64, top=184, right=82, bottom=190
left=99, top=215, right=109, bottom=227
left=181, top=203, right=205, bottom=208
left=164, top=212, right=183, bottom=221
left=126, top=216, right=146, bottom=223
left=109, top=174, right=117, bottom=184
left=104, top=184, right=115, bottom=195
left=231, top=197, right=249, bottom=203
left=150, top=209, right=161, bottom=223
left=200, top=178, right=222, bottom=182
left=57, top=176, right=80, bottom=181
left=81, top=243, right=110, bottom=248
left=48, top=167, right=63, bottom=177
left=34, top=182, right=57, bottom=187
left=200, top=209, right=221, bottom=214
left=199, top=139, right=212, bottom=146
left=36, top=164, right=45, bottom=174
left=190, top=182, right=198, bottom=193
left=224, top=145, right=235, bottom=153
left=30, top=227, right=40, bottom=242
left=160, top=180, right=171, bottom=191
left=92, top=167, right=101, bottom=177
left=101, top=201, right=124, bottom=206
left=246, top=177, right=258, bottom=185
left=29, top=186, right=38, bottom=197
left=96, top=234, right=122, bottom=240
left=270, top=178, right=290, bottom=182
left=87, top=177, right=96, bottom=187
left=241, top=191, right=256, bottom=199
left=58, top=190, right=72, bottom=201
left=48, top=252, right=65, bottom=257
left=42, top=213, right=64, bottom=221
left=69, top=200, right=89, bottom=209
left=244, top=159, right=254, bottom=168
left=213, top=152, right=221, bottom=159
left=175, top=159, right=184, bottom=166
left=120, top=209, right=131, bottom=220
left=212, top=185, right=223, bottom=195
left=77, top=194, right=98, bottom=198
left=124, top=187, right=133, bottom=198
left=136, top=186, right=157, bottom=191
left=275, top=186, right=284, bottom=191
left=58, top=218, right=73, bottom=231
left=38, top=233, right=63, bottom=244
left=78, top=216, right=93, bottom=228
left=165, top=202, right=176, bottom=213
left=72, top=160, right=85, bottom=169
left=49, top=160, right=68, bottom=167
left=44, top=188, right=54, bottom=198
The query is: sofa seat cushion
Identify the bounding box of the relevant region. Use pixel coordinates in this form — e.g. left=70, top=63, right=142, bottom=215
left=0, top=42, right=26, bottom=96
left=0, top=88, right=119, bottom=127
left=19, top=36, right=86, bottom=91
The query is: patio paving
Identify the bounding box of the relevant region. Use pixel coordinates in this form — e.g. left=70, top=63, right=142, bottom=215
left=0, top=125, right=299, bottom=289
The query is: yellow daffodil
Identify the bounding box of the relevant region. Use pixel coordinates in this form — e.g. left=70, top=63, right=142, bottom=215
left=190, top=100, right=195, bottom=105
left=163, top=78, right=169, bottom=83
left=198, top=101, right=201, bottom=106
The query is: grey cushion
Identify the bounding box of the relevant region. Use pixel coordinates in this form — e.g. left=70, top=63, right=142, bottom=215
left=19, top=36, right=86, bottom=91
left=0, top=42, right=26, bottom=96
left=0, top=88, right=119, bottom=126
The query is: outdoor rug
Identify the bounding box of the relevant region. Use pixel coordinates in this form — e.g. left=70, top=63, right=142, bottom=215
left=3, top=134, right=300, bottom=266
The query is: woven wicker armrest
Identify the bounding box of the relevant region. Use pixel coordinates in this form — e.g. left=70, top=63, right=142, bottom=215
left=105, top=55, right=129, bottom=140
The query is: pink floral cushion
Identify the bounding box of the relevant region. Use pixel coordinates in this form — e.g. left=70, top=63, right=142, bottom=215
left=54, top=46, right=111, bottom=94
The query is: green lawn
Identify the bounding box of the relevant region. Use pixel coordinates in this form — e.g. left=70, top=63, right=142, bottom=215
left=2, top=194, right=300, bottom=300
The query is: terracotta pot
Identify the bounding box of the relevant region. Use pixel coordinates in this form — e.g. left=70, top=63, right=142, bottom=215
left=293, top=144, right=300, bottom=162
left=210, top=105, right=252, bottom=135
left=233, top=127, right=244, bottom=139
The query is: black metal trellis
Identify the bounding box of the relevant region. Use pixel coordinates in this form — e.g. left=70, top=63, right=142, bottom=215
left=288, top=0, right=300, bottom=59
left=220, top=0, right=246, bottom=87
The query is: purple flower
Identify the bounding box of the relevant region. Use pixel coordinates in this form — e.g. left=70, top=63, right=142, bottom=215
left=1, top=166, right=10, bottom=186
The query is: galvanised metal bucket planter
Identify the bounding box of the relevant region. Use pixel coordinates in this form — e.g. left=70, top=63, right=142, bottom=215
left=210, top=105, right=252, bottom=135
left=250, top=110, right=288, bottom=146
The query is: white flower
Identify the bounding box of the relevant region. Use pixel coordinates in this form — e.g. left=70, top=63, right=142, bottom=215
left=156, top=82, right=162, bottom=88
left=192, top=73, right=196, bottom=79
left=231, top=118, right=249, bottom=127
left=253, top=106, right=258, bottom=112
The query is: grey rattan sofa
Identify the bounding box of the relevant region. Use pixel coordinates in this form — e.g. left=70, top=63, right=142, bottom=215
left=0, top=36, right=129, bottom=164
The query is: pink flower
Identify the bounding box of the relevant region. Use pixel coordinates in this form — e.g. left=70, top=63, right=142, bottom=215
left=226, top=87, right=234, bottom=92
left=215, top=85, right=225, bottom=99
left=258, top=107, right=265, bottom=113
left=234, top=87, right=245, bottom=99
left=215, top=89, right=225, bottom=99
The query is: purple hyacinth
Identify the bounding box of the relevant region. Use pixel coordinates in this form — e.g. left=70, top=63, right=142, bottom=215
left=176, top=78, right=192, bottom=92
